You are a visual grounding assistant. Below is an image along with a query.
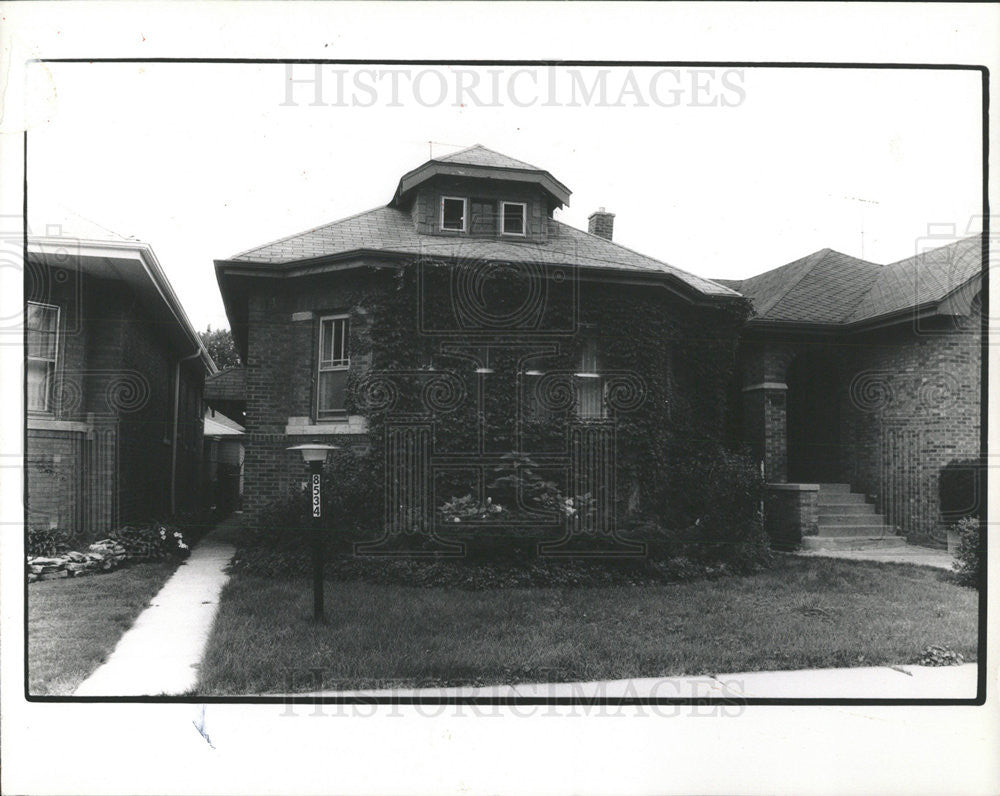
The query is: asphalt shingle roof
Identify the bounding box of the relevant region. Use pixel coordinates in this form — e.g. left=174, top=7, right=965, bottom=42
left=229, top=206, right=738, bottom=298
left=434, top=144, right=543, bottom=171
left=723, top=236, right=982, bottom=326
left=847, top=236, right=982, bottom=323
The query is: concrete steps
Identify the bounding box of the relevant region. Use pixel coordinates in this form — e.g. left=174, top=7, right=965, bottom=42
left=801, top=484, right=904, bottom=551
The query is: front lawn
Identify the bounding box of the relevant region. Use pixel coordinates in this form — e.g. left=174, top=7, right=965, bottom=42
left=28, top=560, right=179, bottom=695
left=196, top=555, right=978, bottom=694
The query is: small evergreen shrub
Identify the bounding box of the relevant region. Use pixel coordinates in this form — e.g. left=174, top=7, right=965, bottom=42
left=952, top=516, right=982, bottom=588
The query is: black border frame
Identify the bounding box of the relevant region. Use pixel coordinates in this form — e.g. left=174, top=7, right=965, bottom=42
left=21, top=58, right=990, bottom=708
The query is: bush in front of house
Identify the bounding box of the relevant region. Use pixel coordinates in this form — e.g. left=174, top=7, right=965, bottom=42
left=27, top=527, right=78, bottom=558
left=110, top=522, right=190, bottom=560
left=656, top=443, right=770, bottom=572
left=952, top=516, right=982, bottom=589
left=27, top=519, right=194, bottom=582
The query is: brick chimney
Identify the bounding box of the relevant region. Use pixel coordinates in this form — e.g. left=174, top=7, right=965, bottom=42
left=588, top=208, right=615, bottom=240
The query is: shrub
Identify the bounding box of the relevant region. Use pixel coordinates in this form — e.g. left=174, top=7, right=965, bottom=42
left=110, top=522, right=190, bottom=560
left=664, top=444, right=770, bottom=571
left=952, top=516, right=982, bottom=588
left=27, top=527, right=77, bottom=558
left=914, top=644, right=966, bottom=666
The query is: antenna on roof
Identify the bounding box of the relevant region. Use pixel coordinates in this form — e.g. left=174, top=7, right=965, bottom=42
left=845, top=195, right=879, bottom=259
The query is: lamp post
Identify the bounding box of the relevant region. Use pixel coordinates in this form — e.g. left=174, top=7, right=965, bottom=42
left=287, top=443, right=340, bottom=621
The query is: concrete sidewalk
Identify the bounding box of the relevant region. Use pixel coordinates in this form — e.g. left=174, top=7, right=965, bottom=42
left=75, top=515, right=239, bottom=696
left=791, top=545, right=953, bottom=570
left=305, top=663, right=979, bottom=700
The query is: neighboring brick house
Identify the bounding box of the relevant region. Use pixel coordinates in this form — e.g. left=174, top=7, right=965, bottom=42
left=215, top=145, right=747, bottom=532
left=718, top=236, right=983, bottom=548
left=26, top=238, right=217, bottom=534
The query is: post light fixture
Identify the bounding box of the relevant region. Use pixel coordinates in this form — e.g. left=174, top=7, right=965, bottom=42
left=287, top=443, right=340, bottom=621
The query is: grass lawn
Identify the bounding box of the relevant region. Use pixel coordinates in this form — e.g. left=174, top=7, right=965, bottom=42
left=28, top=561, right=179, bottom=695
left=196, top=555, right=978, bottom=694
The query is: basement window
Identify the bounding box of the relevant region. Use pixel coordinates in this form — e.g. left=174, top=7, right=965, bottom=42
left=501, top=202, right=527, bottom=236
left=317, top=315, right=350, bottom=419
left=441, top=197, right=467, bottom=232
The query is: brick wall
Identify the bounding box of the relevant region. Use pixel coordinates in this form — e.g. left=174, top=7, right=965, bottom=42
left=740, top=307, right=981, bottom=542
left=240, top=267, right=744, bottom=526
left=839, top=315, right=981, bottom=541
left=26, top=266, right=207, bottom=537
left=764, top=483, right=819, bottom=549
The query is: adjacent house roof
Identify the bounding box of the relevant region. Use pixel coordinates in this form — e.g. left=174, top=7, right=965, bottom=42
left=204, top=366, right=246, bottom=402
left=723, top=249, right=883, bottom=324
left=847, top=235, right=982, bottom=323
left=719, top=235, right=983, bottom=330
left=28, top=237, right=217, bottom=374
left=203, top=407, right=245, bottom=437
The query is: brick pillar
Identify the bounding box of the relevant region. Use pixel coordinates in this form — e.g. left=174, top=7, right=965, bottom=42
left=742, top=382, right=787, bottom=483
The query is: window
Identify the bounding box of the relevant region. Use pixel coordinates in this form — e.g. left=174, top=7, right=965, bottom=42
left=575, top=339, right=604, bottom=419
left=501, top=202, right=527, bottom=236
left=27, top=302, right=59, bottom=413
left=317, top=315, right=350, bottom=418
left=441, top=197, right=467, bottom=232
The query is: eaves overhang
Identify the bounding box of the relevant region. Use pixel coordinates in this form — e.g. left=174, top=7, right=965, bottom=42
left=30, top=237, right=218, bottom=375
left=215, top=249, right=745, bottom=356
left=390, top=162, right=572, bottom=209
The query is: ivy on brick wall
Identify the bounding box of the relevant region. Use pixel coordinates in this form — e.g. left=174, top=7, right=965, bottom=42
left=336, top=260, right=758, bottom=543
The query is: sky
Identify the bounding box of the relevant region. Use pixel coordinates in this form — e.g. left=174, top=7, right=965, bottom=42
left=25, top=62, right=984, bottom=332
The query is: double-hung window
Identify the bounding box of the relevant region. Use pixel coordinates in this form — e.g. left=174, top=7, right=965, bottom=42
left=317, top=315, right=350, bottom=418
left=441, top=197, right=467, bottom=232
left=575, top=339, right=604, bottom=419
left=501, top=202, right=527, bottom=236
left=27, top=302, right=59, bottom=413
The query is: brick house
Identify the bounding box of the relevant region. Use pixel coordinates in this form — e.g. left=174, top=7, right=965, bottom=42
left=214, top=145, right=747, bottom=538
left=26, top=237, right=217, bottom=534
left=718, top=237, right=983, bottom=549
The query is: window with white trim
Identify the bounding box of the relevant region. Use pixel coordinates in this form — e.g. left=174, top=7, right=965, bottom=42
left=317, top=315, right=350, bottom=418
left=501, top=201, right=527, bottom=236
left=440, top=197, right=467, bottom=232
left=27, top=302, right=59, bottom=413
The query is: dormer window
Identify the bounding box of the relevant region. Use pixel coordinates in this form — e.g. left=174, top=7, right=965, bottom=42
left=501, top=202, right=527, bottom=236
left=441, top=197, right=467, bottom=232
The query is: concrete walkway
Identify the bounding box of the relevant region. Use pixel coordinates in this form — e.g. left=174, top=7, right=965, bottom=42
left=791, top=544, right=953, bottom=570
left=75, top=515, right=239, bottom=696
left=304, top=663, right=979, bottom=700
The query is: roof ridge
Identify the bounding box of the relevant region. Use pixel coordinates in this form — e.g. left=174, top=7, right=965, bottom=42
left=229, top=205, right=390, bottom=259
left=753, top=249, right=827, bottom=316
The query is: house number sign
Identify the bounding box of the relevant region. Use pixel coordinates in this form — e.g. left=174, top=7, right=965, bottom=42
left=312, top=473, right=321, bottom=518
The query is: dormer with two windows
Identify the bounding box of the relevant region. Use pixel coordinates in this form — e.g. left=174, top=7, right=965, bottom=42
left=389, top=145, right=571, bottom=243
